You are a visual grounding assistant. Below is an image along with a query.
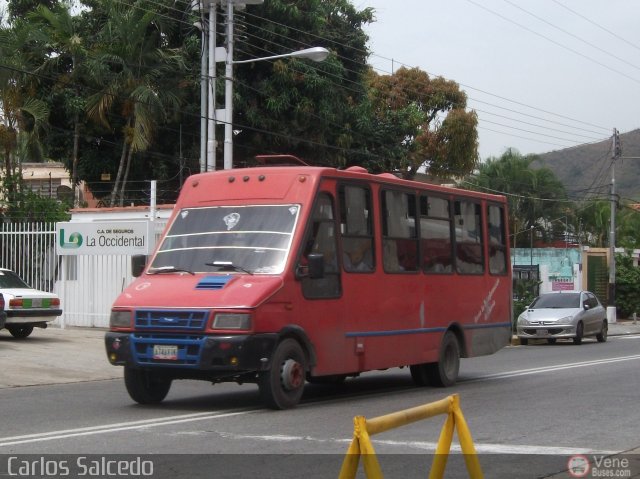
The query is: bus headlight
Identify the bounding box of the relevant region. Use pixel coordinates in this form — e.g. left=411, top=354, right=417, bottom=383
left=213, top=313, right=251, bottom=330
left=110, top=310, right=132, bottom=328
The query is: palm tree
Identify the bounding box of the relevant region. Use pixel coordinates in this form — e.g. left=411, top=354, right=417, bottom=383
left=0, top=19, right=50, bottom=203
left=84, top=0, right=184, bottom=207
left=467, top=149, right=569, bottom=246
left=577, top=201, right=609, bottom=247
left=28, top=4, right=88, bottom=206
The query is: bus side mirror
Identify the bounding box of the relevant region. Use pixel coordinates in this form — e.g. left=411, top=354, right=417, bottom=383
left=308, top=253, right=325, bottom=279
left=131, top=255, right=147, bottom=277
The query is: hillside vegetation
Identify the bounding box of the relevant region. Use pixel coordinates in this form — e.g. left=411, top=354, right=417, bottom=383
left=534, top=129, right=640, bottom=202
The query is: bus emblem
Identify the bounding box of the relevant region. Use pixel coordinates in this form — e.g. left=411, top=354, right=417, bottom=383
left=223, top=213, right=241, bottom=230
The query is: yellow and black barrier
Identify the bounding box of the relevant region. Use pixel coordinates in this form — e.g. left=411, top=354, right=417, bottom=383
left=338, top=394, right=483, bottom=479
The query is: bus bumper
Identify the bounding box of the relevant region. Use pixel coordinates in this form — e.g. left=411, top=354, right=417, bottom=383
left=105, top=332, right=278, bottom=373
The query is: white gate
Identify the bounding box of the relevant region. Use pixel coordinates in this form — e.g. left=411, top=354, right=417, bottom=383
left=0, top=220, right=167, bottom=328
left=0, top=222, right=57, bottom=292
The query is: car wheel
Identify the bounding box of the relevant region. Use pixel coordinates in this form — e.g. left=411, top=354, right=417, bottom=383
left=547, top=338, right=557, bottom=345
left=520, top=338, right=529, bottom=346
left=573, top=322, right=584, bottom=345
left=596, top=320, right=608, bottom=343
left=124, top=367, right=172, bottom=404
left=7, top=325, right=34, bottom=339
left=424, top=331, right=460, bottom=387
left=258, top=338, right=307, bottom=410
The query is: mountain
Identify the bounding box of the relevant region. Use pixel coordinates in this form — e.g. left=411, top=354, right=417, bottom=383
left=533, top=128, right=640, bottom=202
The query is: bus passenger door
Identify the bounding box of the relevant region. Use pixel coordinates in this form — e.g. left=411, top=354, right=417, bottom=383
left=297, top=192, right=346, bottom=376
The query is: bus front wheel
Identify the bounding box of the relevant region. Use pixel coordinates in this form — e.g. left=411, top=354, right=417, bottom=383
left=124, top=367, right=172, bottom=404
left=259, top=339, right=307, bottom=410
left=425, top=331, right=460, bottom=387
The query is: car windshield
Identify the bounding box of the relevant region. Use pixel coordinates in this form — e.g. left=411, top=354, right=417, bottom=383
left=530, top=293, right=580, bottom=309
left=150, top=204, right=301, bottom=274
left=0, top=270, right=31, bottom=288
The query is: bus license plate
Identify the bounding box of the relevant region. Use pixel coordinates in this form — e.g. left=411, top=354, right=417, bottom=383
left=153, top=345, right=178, bottom=360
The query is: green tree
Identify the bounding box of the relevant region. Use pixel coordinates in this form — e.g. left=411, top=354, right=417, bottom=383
left=466, top=149, right=569, bottom=246
left=83, top=0, right=184, bottom=206
left=0, top=173, right=70, bottom=222
left=615, top=252, right=640, bottom=319
left=357, top=67, right=479, bottom=179
left=576, top=200, right=609, bottom=247
left=6, top=0, right=58, bottom=23
left=232, top=0, right=374, bottom=168
left=0, top=18, right=50, bottom=202
left=28, top=3, right=88, bottom=206
left=616, top=205, right=640, bottom=249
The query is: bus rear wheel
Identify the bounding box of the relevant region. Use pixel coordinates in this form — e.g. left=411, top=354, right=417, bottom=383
left=259, top=339, right=307, bottom=410
left=124, top=367, right=172, bottom=404
left=425, top=331, right=460, bottom=387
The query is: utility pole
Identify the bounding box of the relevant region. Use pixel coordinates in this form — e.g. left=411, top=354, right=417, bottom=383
left=608, top=128, right=621, bottom=323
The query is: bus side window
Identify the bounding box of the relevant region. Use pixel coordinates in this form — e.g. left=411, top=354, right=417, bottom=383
left=420, top=196, right=453, bottom=274
left=381, top=190, right=418, bottom=273
left=300, top=193, right=341, bottom=299
left=454, top=200, right=484, bottom=274
left=339, top=185, right=374, bottom=273
left=488, top=204, right=507, bottom=275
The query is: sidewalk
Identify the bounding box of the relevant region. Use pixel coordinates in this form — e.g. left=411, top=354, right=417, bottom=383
left=0, top=326, right=119, bottom=388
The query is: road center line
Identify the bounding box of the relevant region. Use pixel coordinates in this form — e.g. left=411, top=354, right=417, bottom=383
left=0, top=410, right=255, bottom=447
left=465, top=354, right=640, bottom=382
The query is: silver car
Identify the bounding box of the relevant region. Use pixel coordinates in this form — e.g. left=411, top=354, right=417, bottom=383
left=517, top=291, right=608, bottom=345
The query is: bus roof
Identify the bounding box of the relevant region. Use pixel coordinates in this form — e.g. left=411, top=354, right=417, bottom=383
left=183, top=164, right=506, bottom=206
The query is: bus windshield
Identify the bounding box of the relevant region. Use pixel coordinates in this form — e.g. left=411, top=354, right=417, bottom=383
left=150, top=204, right=301, bottom=274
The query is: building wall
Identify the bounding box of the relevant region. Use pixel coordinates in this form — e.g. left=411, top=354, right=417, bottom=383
left=512, top=247, right=582, bottom=293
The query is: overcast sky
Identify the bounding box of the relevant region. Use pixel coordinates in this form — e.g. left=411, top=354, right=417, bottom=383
left=359, top=0, right=640, bottom=160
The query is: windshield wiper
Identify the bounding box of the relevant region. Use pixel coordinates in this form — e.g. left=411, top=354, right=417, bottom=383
left=205, top=261, right=253, bottom=275
left=148, top=265, right=195, bottom=275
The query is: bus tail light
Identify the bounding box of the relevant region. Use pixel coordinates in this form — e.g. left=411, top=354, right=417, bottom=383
left=212, top=313, right=251, bottom=330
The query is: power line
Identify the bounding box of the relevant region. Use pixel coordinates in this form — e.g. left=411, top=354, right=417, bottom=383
left=501, top=0, right=640, bottom=73
left=463, top=0, right=640, bottom=86
left=551, top=0, right=640, bottom=53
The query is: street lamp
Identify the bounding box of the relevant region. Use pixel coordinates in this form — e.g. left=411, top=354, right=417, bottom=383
left=231, top=47, right=330, bottom=64
left=197, top=0, right=329, bottom=172
left=223, top=45, right=329, bottom=170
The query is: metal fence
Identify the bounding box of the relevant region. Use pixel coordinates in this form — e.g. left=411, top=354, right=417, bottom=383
left=0, top=220, right=168, bottom=328
left=0, top=221, right=57, bottom=292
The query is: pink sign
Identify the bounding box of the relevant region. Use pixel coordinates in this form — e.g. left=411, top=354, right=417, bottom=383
left=552, top=282, right=575, bottom=291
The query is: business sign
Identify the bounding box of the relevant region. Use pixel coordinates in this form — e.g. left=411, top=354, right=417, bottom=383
left=552, top=281, right=575, bottom=291
left=56, top=221, right=151, bottom=256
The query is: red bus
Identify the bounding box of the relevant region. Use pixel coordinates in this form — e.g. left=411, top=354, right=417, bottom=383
left=105, top=159, right=512, bottom=409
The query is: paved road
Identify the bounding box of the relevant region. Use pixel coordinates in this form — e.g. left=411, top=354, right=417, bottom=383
left=2, top=322, right=640, bottom=478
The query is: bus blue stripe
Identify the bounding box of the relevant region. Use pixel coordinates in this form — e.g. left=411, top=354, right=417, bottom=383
left=345, top=322, right=511, bottom=338
left=464, top=321, right=512, bottom=330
